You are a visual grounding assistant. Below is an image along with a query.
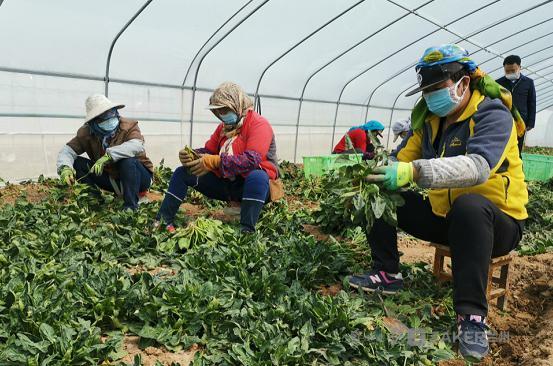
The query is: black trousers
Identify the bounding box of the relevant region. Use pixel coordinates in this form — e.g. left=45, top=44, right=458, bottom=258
left=367, top=191, right=524, bottom=316
left=74, top=156, right=152, bottom=210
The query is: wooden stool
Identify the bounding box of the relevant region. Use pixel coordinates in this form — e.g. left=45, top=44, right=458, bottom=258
left=429, top=243, right=514, bottom=310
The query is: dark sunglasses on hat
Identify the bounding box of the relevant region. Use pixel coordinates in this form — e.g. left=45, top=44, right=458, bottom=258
left=405, top=62, right=465, bottom=97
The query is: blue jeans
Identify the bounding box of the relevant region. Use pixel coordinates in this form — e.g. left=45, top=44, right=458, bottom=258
left=73, top=156, right=152, bottom=210
left=157, top=166, right=270, bottom=230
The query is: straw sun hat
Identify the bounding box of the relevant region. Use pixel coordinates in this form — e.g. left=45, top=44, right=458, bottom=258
left=84, top=94, right=125, bottom=123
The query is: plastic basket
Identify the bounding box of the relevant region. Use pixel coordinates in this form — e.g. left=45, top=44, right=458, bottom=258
left=521, top=153, right=553, bottom=181
left=303, top=154, right=363, bottom=177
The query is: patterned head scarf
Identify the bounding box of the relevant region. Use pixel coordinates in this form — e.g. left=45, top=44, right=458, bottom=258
left=410, top=44, right=525, bottom=137
left=416, top=44, right=478, bottom=72
left=349, top=120, right=385, bottom=132
left=208, top=82, right=253, bottom=118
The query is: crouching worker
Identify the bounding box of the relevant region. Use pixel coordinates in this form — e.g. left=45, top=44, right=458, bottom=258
left=332, top=120, right=385, bottom=159
left=155, top=82, right=281, bottom=233
left=348, top=45, right=528, bottom=362
left=56, top=94, right=153, bottom=210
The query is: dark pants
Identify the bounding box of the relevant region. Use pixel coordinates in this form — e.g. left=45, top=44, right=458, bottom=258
left=157, top=166, right=270, bottom=231
left=74, top=156, right=152, bottom=210
left=367, top=191, right=523, bottom=316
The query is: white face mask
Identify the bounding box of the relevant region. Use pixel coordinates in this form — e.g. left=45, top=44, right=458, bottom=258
left=505, top=72, right=520, bottom=81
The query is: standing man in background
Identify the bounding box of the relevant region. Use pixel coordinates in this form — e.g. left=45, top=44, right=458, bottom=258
left=496, top=55, right=536, bottom=154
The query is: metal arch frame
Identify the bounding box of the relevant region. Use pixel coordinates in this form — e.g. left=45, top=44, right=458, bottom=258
left=538, top=83, right=553, bottom=94
left=524, top=53, right=553, bottom=70
left=529, top=58, right=553, bottom=72
left=538, top=92, right=553, bottom=104
left=532, top=61, right=553, bottom=74
left=538, top=87, right=553, bottom=99
left=472, top=15, right=553, bottom=52
left=538, top=92, right=553, bottom=103
left=291, top=0, right=436, bottom=161
left=537, top=77, right=553, bottom=87
left=539, top=89, right=553, bottom=101
left=538, top=101, right=553, bottom=112
left=362, top=1, right=553, bottom=112
left=361, top=1, right=553, bottom=136
left=362, top=2, right=553, bottom=149
left=537, top=100, right=553, bottom=113
left=480, top=54, right=553, bottom=82
left=187, top=0, right=270, bottom=146
left=328, top=0, right=501, bottom=149
left=383, top=60, right=553, bottom=149
left=105, top=0, right=154, bottom=96
left=358, top=0, right=521, bottom=130
left=0, top=64, right=413, bottom=111
left=2, top=1, right=553, bottom=153
left=498, top=29, right=553, bottom=55
left=252, top=0, right=367, bottom=113
left=534, top=65, right=553, bottom=80
left=476, top=49, right=553, bottom=76
left=181, top=0, right=253, bottom=87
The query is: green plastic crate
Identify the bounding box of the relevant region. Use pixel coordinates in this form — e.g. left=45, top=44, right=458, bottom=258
left=303, top=154, right=363, bottom=177
left=522, top=153, right=553, bottom=181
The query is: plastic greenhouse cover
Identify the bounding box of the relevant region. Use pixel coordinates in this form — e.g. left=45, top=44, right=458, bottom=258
left=0, top=0, right=552, bottom=106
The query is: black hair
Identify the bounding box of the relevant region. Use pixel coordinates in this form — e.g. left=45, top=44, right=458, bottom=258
left=503, top=55, right=521, bottom=66
left=450, top=67, right=469, bottom=82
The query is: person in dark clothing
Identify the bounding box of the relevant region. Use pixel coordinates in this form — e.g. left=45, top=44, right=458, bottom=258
left=496, top=55, right=536, bottom=154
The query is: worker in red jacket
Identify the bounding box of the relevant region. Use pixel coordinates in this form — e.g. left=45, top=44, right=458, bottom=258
left=332, top=120, right=385, bottom=159
left=155, top=82, right=281, bottom=233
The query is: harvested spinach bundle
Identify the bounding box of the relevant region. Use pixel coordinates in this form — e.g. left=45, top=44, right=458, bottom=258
left=314, top=141, right=404, bottom=234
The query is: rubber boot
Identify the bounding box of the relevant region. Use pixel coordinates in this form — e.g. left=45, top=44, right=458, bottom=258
left=240, top=199, right=264, bottom=232
left=156, top=193, right=182, bottom=225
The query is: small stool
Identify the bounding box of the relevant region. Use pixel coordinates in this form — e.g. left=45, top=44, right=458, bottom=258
left=429, top=243, right=514, bottom=310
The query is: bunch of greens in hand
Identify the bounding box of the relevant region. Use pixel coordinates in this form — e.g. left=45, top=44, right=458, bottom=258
left=314, top=137, right=404, bottom=235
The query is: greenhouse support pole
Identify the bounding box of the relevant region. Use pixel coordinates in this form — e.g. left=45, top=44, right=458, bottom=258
left=538, top=84, right=553, bottom=95
left=538, top=102, right=553, bottom=112
left=360, top=0, right=500, bottom=123
left=534, top=63, right=553, bottom=75
left=104, top=0, right=154, bottom=97
left=537, top=95, right=553, bottom=107
left=181, top=0, right=253, bottom=87
left=363, top=0, right=553, bottom=117
left=252, top=0, right=366, bottom=112
left=539, top=88, right=553, bottom=100
left=386, top=88, right=408, bottom=150
left=291, top=1, right=434, bottom=162
left=188, top=0, right=270, bottom=146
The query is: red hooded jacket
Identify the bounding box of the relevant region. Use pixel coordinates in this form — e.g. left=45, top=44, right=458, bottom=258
left=202, top=110, right=278, bottom=180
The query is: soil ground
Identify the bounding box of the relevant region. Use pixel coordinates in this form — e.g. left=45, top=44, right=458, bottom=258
left=4, top=184, right=552, bottom=365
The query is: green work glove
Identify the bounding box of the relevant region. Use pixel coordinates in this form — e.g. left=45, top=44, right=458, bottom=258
left=366, top=162, right=413, bottom=190
left=59, top=166, right=75, bottom=185
left=90, top=154, right=112, bottom=176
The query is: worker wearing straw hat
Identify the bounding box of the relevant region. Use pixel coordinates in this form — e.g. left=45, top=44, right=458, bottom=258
left=56, top=94, right=153, bottom=210
left=155, top=82, right=282, bottom=233
left=348, top=44, right=528, bottom=362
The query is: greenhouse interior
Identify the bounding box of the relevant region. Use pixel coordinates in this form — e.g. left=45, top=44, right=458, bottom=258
left=1, top=0, right=552, bottom=365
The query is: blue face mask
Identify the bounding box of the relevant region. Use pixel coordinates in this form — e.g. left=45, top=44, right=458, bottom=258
left=220, top=111, right=239, bottom=125
left=97, top=116, right=119, bottom=133
left=423, top=77, right=467, bottom=117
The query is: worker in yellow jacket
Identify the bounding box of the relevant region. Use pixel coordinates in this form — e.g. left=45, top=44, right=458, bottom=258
left=348, top=44, right=528, bottom=362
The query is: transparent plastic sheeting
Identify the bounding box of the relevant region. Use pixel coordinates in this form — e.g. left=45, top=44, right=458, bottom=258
left=1, top=0, right=553, bottom=180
